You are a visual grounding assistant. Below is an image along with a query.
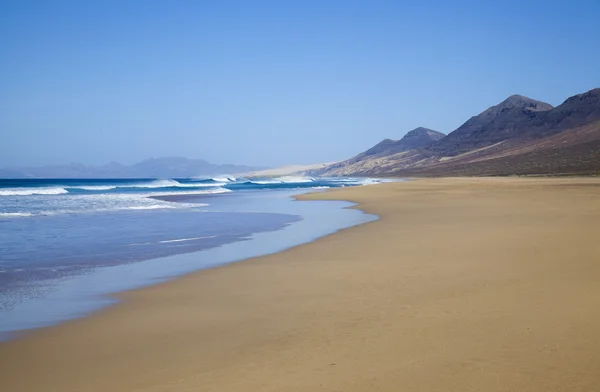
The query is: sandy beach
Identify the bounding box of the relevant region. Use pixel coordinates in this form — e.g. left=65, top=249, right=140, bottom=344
left=1, top=177, right=600, bottom=391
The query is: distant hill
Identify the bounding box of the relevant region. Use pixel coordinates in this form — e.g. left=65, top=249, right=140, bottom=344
left=314, top=88, right=600, bottom=177
left=0, top=157, right=265, bottom=178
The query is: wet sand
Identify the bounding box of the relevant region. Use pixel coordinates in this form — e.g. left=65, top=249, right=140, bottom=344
left=1, top=177, right=600, bottom=391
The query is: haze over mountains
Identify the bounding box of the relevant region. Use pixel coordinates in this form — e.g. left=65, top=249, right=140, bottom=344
left=0, top=157, right=263, bottom=179
left=314, top=87, right=600, bottom=177
left=3, top=88, right=598, bottom=179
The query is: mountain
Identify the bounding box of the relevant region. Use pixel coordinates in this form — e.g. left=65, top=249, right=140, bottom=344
left=315, top=88, right=600, bottom=177
left=316, top=127, right=445, bottom=176
left=426, top=95, right=553, bottom=157
left=356, top=128, right=445, bottom=159
left=527, top=88, right=600, bottom=134
left=0, top=157, right=265, bottom=178
left=397, top=120, right=600, bottom=176
left=401, top=88, right=600, bottom=176
left=127, top=157, right=262, bottom=178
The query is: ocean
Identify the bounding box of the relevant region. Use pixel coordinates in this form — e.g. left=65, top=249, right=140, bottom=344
left=0, top=176, right=382, bottom=339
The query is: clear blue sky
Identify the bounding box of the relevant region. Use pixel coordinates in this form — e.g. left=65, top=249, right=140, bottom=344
left=1, top=0, right=599, bottom=167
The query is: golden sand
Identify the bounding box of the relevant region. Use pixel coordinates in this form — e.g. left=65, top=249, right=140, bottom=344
left=1, top=178, right=600, bottom=391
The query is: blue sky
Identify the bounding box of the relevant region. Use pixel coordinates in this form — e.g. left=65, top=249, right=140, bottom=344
left=1, top=0, right=599, bottom=167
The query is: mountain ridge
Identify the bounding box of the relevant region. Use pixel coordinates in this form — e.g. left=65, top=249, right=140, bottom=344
left=314, top=88, right=600, bottom=177
left=318, top=127, right=445, bottom=175
left=0, top=157, right=265, bottom=179
left=425, top=94, right=554, bottom=157
left=358, top=127, right=445, bottom=158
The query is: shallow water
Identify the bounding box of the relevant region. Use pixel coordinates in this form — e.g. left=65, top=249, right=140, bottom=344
left=0, top=189, right=377, bottom=340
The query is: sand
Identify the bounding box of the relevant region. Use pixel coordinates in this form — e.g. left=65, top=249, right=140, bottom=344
left=1, top=177, right=600, bottom=391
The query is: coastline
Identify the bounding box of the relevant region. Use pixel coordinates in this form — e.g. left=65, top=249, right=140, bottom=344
left=0, top=188, right=375, bottom=339
left=2, top=178, right=600, bottom=391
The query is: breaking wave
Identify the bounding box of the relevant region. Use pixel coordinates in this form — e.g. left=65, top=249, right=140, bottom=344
left=0, top=187, right=69, bottom=196
left=0, top=177, right=388, bottom=219
left=0, top=212, right=34, bottom=218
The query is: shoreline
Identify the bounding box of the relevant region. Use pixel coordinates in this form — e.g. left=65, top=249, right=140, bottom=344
left=0, top=189, right=375, bottom=341
left=2, top=178, right=600, bottom=391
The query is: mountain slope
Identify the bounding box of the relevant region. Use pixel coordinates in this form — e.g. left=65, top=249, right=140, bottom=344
left=426, top=95, right=553, bottom=157
left=315, top=88, right=600, bottom=177
left=527, top=88, right=600, bottom=134
left=356, top=128, right=445, bottom=159
left=389, top=88, right=600, bottom=176
left=390, top=120, right=600, bottom=176
left=315, top=127, right=445, bottom=176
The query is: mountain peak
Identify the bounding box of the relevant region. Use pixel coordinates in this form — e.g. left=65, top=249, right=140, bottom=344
left=352, top=127, right=445, bottom=161
left=497, top=94, right=553, bottom=112
left=315, top=87, right=600, bottom=177
left=427, top=94, right=553, bottom=157
left=403, top=127, right=446, bottom=140
left=505, top=94, right=528, bottom=101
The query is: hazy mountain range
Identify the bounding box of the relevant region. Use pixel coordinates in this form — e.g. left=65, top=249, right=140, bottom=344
left=312, top=87, right=600, bottom=176
left=3, top=88, right=598, bottom=179
left=0, top=157, right=264, bottom=179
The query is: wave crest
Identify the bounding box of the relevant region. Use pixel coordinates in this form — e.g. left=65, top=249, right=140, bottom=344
left=211, top=177, right=236, bottom=183
left=249, top=176, right=314, bottom=185
left=0, top=212, right=34, bottom=218
left=0, top=187, right=68, bottom=196
left=120, top=179, right=222, bottom=189
left=70, top=185, right=117, bottom=191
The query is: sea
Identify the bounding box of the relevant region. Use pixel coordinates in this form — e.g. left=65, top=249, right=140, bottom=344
left=0, top=176, right=382, bottom=339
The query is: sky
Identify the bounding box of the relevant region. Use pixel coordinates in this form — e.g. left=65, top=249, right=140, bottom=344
left=1, top=0, right=599, bottom=168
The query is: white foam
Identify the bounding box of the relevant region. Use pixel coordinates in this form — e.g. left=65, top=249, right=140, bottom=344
left=193, top=183, right=228, bottom=187
left=251, top=176, right=314, bottom=184
left=0, top=187, right=68, bottom=196
left=125, top=205, right=177, bottom=210
left=358, top=178, right=382, bottom=185
left=211, top=177, right=236, bottom=183
left=158, top=236, right=216, bottom=243
left=251, top=180, right=280, bottom=185
left=0, top=212, right=34, bottom=218
left=33, top=202, right=208, bottom=215
left=279, top=176, right=314, bottom=183
left=100, top=179, right=206, bottom=189
left=326, top=178, right=382, bottom=186
left=124, top=179, right=187, bottom=188
left=5, top=192, right=210, bottom=217
left=71, top=185, right=117, bottom=191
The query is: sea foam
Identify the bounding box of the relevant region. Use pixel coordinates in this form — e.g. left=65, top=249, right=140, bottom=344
left=0, top=187, right=69, bottom=196
left=0, top=212, right=34, bottom=218
left=119, top=179, right=224, bottom=189
left=70, top=185, right=117, bottom=191
left=250, top=176, right=314, bottom=185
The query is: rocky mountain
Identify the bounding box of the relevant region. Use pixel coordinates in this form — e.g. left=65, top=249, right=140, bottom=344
left=527, top=88, right=600, bottom=134
left=0, top=157, right=264, bottom=178
left=426, top=95, right=553, bottom=157
left=317, top=127, right=445, bottom=176
left=315, top=88, right=600, bottom=177
left=354, top=128, right=445, bottom=159
left=397, top=121, right=600, bottom=176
